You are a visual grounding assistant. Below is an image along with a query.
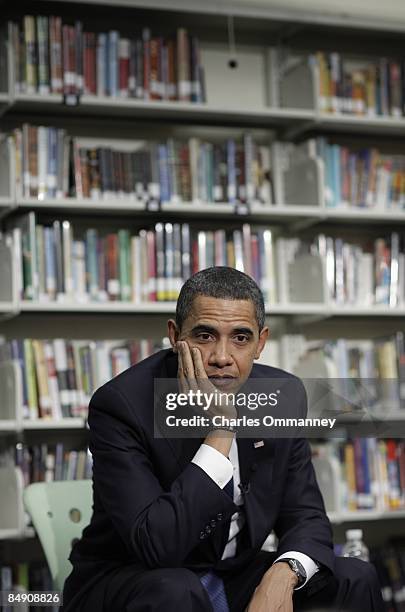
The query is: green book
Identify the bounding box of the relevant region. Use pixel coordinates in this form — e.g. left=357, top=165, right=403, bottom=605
left=118, top=229, right=131, bottom=301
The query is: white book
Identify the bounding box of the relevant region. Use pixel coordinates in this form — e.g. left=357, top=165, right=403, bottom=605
left=275, top=237, right=300, bottom=304
left=258, top=145, right=272, bottom=205
left=72, top=240, right=88, bottom=302
left=357, top=252, right=373, bottom=307
left=95, top=341, right=111, bottom=387
left=389, top=232, right=399, bottom=307
left=53, top=338, right=71, bottom=413
left=197, top=230, right=206, bottom=271
left=43, top=341, right=62, bottom=420
left=259, top=228, right=277, bottom=305
left=398, top=253, right=405, bottom=307
left=233, top=229, right=244, bottom=272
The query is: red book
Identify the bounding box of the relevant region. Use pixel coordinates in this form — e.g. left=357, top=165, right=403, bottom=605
left=50, top=16, right=63, bottom=93
left=251, top=234, right=260, bottom=284
left=191, top=238, right=199, bottom=274
left=119, top=38, right=130, bottom=97
left=84, top=32, right=97, bottom=95
left=62, top=25, right=76, bottom=95
left=106, top=234, right=119, bottom=300
left=149, top=38, right=160, bottom=100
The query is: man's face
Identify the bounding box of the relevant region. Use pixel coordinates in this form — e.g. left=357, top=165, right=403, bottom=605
left=167, top=295, right=269, bottom=393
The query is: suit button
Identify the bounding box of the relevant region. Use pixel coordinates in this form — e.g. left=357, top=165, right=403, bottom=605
left=250, top=463, right=258, bottom=472
left=210, top=519, right=216, bottom=527
left=216, top=513, right=223, bottom=520
left=205, top=526, right=212, bottom=534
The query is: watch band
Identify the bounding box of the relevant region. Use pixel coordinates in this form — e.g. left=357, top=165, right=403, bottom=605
left=276, top=558, right=306, bottom=586
left=209, top=423, right=237, bottom=434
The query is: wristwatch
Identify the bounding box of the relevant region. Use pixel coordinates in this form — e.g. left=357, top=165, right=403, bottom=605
left=276, top=558, right=306, bottom=586
left=209, top=423, right=237, bottom=434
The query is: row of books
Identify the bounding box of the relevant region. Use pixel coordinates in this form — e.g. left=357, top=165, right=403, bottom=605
left=8, top=215, right=278, bottom=304
left=283, top=333, right=405, bottom=411
left=0, top=337, right=165, bottom=420
left=281, top=232, right=404, bottom=307
left=0, top=563, right=56, bottom=612
left=314, top=439, right=405, bottom=512
left=314, top=51, right=405, bottom=116
left=314, top=138, right=405, bottom=209
left=3, top=331, right=405, bottom=423
left=9, top=18, right=205, bottom=102
left=13, top=125, right=273, bottom=204
left=15, top=443, right=92, bottom=484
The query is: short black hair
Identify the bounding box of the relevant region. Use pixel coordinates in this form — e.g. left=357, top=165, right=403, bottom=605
left=175, top=267, right=265, bottom=331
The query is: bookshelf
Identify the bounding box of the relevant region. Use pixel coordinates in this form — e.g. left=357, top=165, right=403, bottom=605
left=2, top=2, right=405, bottom=601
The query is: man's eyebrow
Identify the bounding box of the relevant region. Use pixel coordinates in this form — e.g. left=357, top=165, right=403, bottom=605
left=232, top=327, right=254, bottom=337
left=190, top=324, right=218, bottom=335
left=190, top=324, right=254, bottom=337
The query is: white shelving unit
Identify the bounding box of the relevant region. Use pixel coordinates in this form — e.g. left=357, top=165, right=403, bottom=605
left=1, top=0, right=405, bottom=562
left=21, top=418, right=87, bottom=431
left=328, top=509, right=405, bottom=524
left=9, top=92, right=316, bottom=126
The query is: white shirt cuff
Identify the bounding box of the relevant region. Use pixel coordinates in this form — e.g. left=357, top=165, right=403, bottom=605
left=191, top=443, right=233, bottom=489
left=273, top=551, right=319, bottom=590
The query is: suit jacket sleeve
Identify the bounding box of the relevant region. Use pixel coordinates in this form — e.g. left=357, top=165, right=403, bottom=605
left=88, top=382, right=235, bottom=569
left=273, top=383, right=335, bottom=573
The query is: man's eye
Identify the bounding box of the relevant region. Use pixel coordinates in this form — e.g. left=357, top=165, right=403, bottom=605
left=234, top=335, right=248, bottom=343
left=196, top=333, right=212, bottom=341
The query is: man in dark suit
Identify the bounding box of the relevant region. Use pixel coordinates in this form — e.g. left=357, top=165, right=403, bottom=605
left=62, top=266, right=384, bottom=612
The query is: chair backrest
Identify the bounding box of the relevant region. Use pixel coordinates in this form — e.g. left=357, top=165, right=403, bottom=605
left=23, top=480, right=92, bottom=591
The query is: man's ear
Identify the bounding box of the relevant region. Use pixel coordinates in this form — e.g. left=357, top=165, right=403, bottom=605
left=167, top=319, right=180, bottom=352
left=254, top=326, right=269, bottom=359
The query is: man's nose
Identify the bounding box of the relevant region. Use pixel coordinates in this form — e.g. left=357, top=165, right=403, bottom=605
left=208, top=342, right=234, bottom=367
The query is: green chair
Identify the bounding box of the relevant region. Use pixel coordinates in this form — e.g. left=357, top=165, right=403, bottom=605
left=23, top=480, right=93, bottom=592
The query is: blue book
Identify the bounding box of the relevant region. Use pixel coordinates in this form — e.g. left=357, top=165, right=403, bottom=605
left=11, top=339, right=29, bottom=419
left=331, top=144, right=341, bottom=206
left=227, top=139, right=236, bottom=203
left=325, top=144, right=336, bottom=207
left=85, top=228, right=99, bottom=300
left=47, top=127, right=57, bottom=198
left=44, top=226, right=56, bottom=299
left=158, top=144, right=170, bottom=202
left=108, top=30, right=119, bottom=96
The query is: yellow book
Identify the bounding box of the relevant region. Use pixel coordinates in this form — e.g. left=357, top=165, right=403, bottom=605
left=344, top=442, right=357, bottom=511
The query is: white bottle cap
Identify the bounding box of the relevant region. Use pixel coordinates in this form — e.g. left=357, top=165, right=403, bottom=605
left=346, top=529, right=363, bottom=540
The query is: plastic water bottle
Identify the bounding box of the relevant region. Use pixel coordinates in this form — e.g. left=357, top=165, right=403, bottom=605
left=342, top=529, right=370, bottom=562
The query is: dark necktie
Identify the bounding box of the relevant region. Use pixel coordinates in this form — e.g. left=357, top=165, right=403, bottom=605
left=199, top=475, right=233, bottom=611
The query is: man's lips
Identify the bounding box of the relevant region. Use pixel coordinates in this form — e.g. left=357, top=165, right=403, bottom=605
left=208, top=376, right=237, bottom=387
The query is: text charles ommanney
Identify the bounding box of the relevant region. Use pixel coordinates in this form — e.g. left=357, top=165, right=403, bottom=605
left=165, top=414, right=337, bottom=429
